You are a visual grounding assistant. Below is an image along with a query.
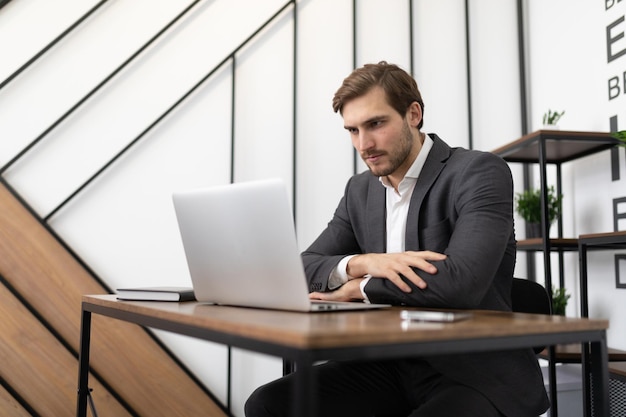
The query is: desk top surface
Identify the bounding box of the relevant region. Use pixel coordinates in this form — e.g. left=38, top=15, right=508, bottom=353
left=84, top=295, right=608, bottom=350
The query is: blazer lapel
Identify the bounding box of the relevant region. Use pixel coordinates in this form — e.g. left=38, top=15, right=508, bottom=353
left=366, top=176, right=387, bottom=253
left=405, top=134, right=451, bottom=251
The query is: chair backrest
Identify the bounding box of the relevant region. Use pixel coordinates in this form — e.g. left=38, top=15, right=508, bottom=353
left=511, top=278, right=552, bottom=315
left=511, top=277, right=552, bottom=354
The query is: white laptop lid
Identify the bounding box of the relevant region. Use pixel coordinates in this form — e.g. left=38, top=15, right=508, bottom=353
left=172, top=179, right=388, bottom=312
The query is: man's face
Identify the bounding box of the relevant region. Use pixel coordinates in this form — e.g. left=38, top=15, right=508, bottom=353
left=342, top=86, right=418, bottom=180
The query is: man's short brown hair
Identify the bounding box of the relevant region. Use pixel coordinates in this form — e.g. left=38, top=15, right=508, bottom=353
left=332, top=61, right=425, bottom=129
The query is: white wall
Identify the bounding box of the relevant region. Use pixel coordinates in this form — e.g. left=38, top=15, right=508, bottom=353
left=525, top=0, right=626, bottom=349
left=1, top=0, right=625, bottom=415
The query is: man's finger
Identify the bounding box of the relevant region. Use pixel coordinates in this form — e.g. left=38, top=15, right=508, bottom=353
left=387, top=273, right=412, bottom=293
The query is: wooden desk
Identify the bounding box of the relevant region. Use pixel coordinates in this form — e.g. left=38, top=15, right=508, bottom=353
left=76, top=295, right=610, bottom=417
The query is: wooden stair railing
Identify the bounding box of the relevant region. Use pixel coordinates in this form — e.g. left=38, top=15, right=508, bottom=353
left=0, top=182, right=227, bottom=416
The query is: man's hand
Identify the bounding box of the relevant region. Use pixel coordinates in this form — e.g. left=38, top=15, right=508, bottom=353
left=347, top=251, right=447, bottom=292
left=309, top=279, right=364, bottom=302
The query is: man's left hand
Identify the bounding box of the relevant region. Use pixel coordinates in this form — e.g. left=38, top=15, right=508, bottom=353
left=309, top=278, right=364, bottom=302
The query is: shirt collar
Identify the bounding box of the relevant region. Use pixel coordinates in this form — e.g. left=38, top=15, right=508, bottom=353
left=406, top=133, right=434, bottom=179
left=379, top=133, right=434, bottom=189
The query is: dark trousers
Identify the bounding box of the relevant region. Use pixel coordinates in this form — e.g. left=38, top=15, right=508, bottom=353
left=245, top=359, right=504, bottom=417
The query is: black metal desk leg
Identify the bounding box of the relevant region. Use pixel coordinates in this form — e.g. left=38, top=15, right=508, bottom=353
left=294, top=356, right=317, bottom=417
left=76, top=308, right=92, bottom=417
left=586, top=335, right=610, bottom=417
left=548, top=346, right=558, bottom=417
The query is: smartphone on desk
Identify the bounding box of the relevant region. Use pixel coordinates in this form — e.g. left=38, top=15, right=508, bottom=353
left=400, top=310, right=472, bottom=323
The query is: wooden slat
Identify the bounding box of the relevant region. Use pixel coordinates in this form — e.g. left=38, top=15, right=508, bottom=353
left=0, top=183, right=227, bottom=416
left=0, top=384, right=31, bottom=417
left=0, top=284, right=130, bottom=416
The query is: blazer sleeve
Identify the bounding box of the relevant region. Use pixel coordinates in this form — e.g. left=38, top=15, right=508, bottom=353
left=301, top=176, right=370, bottom=293
left=364, top=151, right=516, bottom=310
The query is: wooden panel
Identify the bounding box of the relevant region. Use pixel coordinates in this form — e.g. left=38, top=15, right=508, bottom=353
left=0, top=384, right=31, bottom=417
left=0, top=183, right=227, bottom=416
left=0, top=284, right=130, bottom=416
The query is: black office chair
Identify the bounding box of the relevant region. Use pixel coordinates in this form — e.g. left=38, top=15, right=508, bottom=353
left=511, top=277, right=552, bottom=354
left=374, top=278, right=552, bottom=417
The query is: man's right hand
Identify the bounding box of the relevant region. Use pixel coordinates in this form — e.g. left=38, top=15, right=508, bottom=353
left=346, top=251, right=447, bottom=292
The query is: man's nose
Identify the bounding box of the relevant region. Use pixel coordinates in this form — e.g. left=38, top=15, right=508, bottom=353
left=357, top=132, right=374, bottom=152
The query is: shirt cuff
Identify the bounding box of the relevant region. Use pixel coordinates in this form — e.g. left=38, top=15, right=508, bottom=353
left=328, top=255, right=357, bottom=290
left=359, top=276, right=372, bottom=303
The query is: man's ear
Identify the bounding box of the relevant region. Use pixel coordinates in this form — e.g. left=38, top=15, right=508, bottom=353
left=407, top=101, right=422, bottom=128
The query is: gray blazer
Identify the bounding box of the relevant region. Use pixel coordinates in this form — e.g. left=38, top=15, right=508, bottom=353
left=302, top=134, right=549, bottom=417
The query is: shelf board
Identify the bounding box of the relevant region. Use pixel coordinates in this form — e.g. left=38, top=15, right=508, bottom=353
left=517, top=238, right=579, bottom=251
left=491, top=130, right=618, bottom=164
left=538, top=343, right=626, bottom=363
left=579, top=231, right=626, bottom=249
left=609, top=362, right=626, bottom=379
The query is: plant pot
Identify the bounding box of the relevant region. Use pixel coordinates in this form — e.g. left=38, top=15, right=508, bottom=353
left=527, top=223, right=542, bottom=239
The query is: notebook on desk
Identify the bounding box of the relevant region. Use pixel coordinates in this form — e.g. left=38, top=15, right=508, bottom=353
left=172, top=178, right=390, bottom=312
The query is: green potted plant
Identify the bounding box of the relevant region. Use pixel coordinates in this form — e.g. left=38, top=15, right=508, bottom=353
left=551, top=286, right=570, bottom=316
left=542, top=109, right=565, bottom=128
left=514, top=186, right=563, bottom=238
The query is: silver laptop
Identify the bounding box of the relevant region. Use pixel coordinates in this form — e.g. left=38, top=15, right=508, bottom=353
left=172, top=178, right=389, bottom=312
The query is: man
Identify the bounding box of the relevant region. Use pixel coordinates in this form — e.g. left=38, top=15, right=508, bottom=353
left=245, top=62, right=549, bottom=417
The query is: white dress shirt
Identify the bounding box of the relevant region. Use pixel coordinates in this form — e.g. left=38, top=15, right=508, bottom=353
left=328, top=134, right=434, bottom=301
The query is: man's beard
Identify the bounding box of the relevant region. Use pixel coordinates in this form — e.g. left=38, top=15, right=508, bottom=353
left=363, top=120, right=414, bottom=177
